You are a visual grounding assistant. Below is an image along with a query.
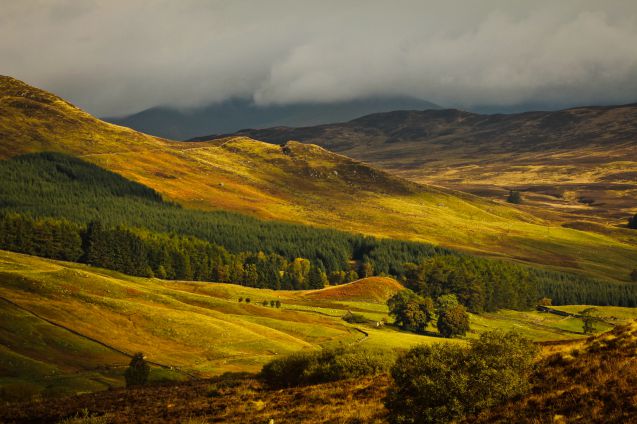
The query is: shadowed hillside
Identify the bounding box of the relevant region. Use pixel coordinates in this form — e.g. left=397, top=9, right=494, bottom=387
left=2, top=76, right=637, bottom=281
left=105, top=96, right=441, bottom=140
left=206, top=106, right=637, bottom=223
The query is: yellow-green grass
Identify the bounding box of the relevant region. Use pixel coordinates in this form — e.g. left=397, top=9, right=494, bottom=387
left=1, top=76, right=637, bottom=281
left=1, top=250, right=632, bottom=402
left=551, top=305, right=637, bottom=321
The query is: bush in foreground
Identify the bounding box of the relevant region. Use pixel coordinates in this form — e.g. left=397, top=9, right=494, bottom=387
left=385, top=331, right=537, bottom=424
left=260, top=346, right=395, bottom=388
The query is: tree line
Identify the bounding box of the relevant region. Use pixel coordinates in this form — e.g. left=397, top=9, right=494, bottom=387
left=1, top=152, right=635, bottom=306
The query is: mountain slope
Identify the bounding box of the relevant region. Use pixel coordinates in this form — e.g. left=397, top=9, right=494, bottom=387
left=1, top=76, right=637, bottom=280
left=206, top=106, right=637, bottom=222
left=105, top=96, right=440, bottom=140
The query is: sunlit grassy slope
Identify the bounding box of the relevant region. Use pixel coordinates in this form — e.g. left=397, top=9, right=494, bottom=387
left=2, top=250, right=633, bottom=401
left=1, top=76, right=636, bottom=280
left=222, top=108, right=637, bottom=224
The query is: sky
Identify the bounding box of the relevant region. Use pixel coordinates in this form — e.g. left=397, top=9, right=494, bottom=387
left=2, top=0, right=637, bottom=116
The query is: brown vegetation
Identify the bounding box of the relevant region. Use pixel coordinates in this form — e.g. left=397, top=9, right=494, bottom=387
left=469, top=320, right=637, bottom=423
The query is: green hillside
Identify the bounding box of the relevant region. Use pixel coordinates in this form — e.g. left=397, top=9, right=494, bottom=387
left=2, top=250, right=635, bottom=402
left=2, top=152, right=635, bottom=308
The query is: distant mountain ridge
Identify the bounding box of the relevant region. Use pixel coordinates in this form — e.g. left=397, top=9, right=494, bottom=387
left=202, top=104, right=637, bottom=221
left=104, top=97, right=440, bottom=140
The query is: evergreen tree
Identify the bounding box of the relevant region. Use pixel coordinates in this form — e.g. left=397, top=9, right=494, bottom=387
left=507, top=190, right=522, bottom=204
left=124, top=352, right=150, bottom=387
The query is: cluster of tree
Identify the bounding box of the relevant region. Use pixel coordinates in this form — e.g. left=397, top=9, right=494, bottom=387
left=0, top=152, right=448, bottom=277
left=387, top=290, right=470, bottom=338
left=1, top=152, right=635, bottom=307
left=385, top=331, right=538, bottom=423
left=0, top=212, right=83, bottom=262
left=404, top=255, right=637, bottom=309
left=402, top=255, right=537, bottom=312
left=0, top=212, right=334, bottom=290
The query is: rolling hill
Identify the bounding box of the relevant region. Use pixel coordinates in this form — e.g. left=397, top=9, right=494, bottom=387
left=1, top=248, right=635, bottom=422
left=205, top=106, right=637, bottom=223
left=2, top=249, right=633, bottom=404
left=1, top=75, right=637, bottom=281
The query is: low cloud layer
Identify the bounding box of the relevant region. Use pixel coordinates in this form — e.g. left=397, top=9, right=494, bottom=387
left=2, top=0, right=636, bottom=116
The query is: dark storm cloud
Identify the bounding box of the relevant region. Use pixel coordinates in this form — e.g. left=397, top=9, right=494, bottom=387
left=1, top=0, right=636, bottom=116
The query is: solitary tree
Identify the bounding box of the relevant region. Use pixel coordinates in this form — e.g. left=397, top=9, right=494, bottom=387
left=628, top=213, right=637, bottom=229
left=437, top=300, right=470, bottom=338
left=507, top=190, right=522, bottom=204
left=125, top=352, right=150, bottom=387
left=580, top=307, right=599, bottom=334
left=387, top=290, right=435, bottom=333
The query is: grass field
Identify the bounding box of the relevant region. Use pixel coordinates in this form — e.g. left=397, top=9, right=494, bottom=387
left=2, top=76, right=637, bottom=282
left=1, top=249, right=632, bottom=402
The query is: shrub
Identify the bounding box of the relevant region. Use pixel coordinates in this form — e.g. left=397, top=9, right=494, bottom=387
left=262, top=300, right=268, bottom=306
left=275, top=300, right=281, bottom=308
left=260, top=346, right=395, bottom=388
left=437, top=303, right=470, bottom=338
left=385, top=331, right=537, bottom=424
left=245, top=298, right=251, bottom=303
left=124, top=352, right=150, bottom=387
left=58, top=409, right=112, bottom=424
left=270, top=300, right=276, bottom=307
left=630, top=269, right=637, bottom=282
left=628, top=213, right=637, bottom=229
left=238, top=297, right=243, bottom=302
left=538, top=297, right=552, bottom=306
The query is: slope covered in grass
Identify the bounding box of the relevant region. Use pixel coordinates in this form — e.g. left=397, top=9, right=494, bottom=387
left=3, top=318, right=635, bottom=423
left=2, top=76, right=637, bottom=280
left=302, top=277, right=404, bottom=303
left=213, top=106, right=637, bottom=224
left=2, top=250, right=626, bottom=403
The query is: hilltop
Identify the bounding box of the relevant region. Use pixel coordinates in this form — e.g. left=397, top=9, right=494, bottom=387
left=1, top=76, right=637, bottom=281
left=205, top=105, right=637, bottom=223
left=302, top=277, right=404, bottom=303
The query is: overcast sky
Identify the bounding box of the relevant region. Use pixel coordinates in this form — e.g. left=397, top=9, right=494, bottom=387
left=2, top=0, right=637, bottom=116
